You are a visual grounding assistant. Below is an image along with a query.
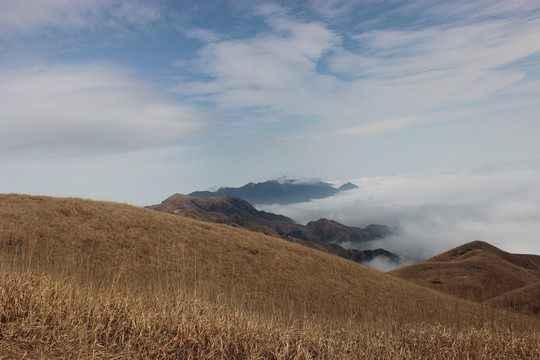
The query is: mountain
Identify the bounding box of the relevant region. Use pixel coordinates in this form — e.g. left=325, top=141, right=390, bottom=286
left=147, top=193, right=295, bottom=227
left=147, top=194, right=397, bottom=266
left=189, top=179, right=358, bottom=205
left=1, top=194, right=538, bottom=359
left=390, top=240, right=540, bottom=316
left=305, top=218, right=373, bottom=244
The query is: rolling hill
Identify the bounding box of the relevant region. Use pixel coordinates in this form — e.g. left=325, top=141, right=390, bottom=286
left=1, top=194, right=538, bottom=359
left=390, top=240, right=540, bottom=316
left=485, top=283, right=540, bottom=316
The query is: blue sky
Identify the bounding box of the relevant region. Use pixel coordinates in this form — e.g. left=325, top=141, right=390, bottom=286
left=2, top=0, right=540, bottom=256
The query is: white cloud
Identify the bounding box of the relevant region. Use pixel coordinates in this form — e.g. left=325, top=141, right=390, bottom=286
left=341, top=18, right=540, bottom=78
left=110, top=1, right=160, bottom=27
left=0, top=0, right=95, bottom=35
left=412, top=0, right=540, bottom=22
left=184, top=28, right=222, bottom=43
left=174, top=9, right=342, bottom=121
left=0, top=63, right=207, bottom=158
left=363, top=256, right=404, bottom=273
left=0, top=0, right=160, bottom=37
left=173, top=1, right=540, bottom=142
left=259, top=161, right=540, bottom=260
left=322, top=116, right=426, bottom=137
left=307, top=0, right=359, bottom=20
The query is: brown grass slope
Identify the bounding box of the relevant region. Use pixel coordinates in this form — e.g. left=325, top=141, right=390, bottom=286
left=485, top=283, right=540, bottom=317
left=2, top=271, right=539, bottom=360
left=1, top=193, right=484, bottom=324
left=390, top=240, right=540, bottom=309
left=1, top=194, right=539, bottom=359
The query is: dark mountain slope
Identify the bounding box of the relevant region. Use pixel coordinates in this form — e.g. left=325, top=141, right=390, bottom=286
left=147, top=194, right=294, bottom=227
left=306, top=218, right=372, bottom=244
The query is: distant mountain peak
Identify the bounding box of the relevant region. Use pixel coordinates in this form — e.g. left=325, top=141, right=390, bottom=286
left=189, top=178, right=358, bottom=205
left=338, top=182, right=358, bottom=191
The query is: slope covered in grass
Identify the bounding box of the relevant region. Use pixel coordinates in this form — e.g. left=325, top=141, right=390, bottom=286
left=390, top=240, right=540, bottom=311
left=485, top=283, right=540, bottom=317
left=1, top=194, right=539, bottom=359
left=2, top=270, right=539, bottom=360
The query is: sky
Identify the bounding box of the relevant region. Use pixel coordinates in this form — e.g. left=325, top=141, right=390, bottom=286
left=1, top=0, right=540, bottom=257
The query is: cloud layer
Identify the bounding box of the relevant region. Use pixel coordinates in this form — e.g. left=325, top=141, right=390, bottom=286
left=0, top=0, right=160, bottom=37
left=260, top=161, right=540, bottom=261
left=175, top=1, right=540, bottom=142
left=0, top=64, right=206, bottom=159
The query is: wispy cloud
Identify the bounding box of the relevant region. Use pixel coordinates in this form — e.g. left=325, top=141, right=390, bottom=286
left=0, top=0, right=160, bottom=37
left=173, top=1, right=540, bottom=142
left=184, top=27, right=222, bottom=43
left=0, top=63, right=207, bottom=158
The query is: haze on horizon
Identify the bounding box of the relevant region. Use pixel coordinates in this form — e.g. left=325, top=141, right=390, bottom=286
left=1, top=0, right=540, bottom=256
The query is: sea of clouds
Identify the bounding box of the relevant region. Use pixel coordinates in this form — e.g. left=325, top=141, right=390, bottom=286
left=259, top=161, right=540, bottom=270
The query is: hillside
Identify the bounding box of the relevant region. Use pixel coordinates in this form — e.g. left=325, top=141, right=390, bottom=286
left=485, top=283, right=540, bottom=316
left=1, top=193, right=474, bottom=322
left=189, top=179, right=358, bottom=205
left=148, top=194, right=397, bottom=265
left=1, top=194, right=538, bottom=359
left=390, top=240, right=540, bottom=315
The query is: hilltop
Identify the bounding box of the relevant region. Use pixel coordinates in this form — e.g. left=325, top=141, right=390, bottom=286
left=0, top=194, right=538, bottom=359
left=390, top=240, right=540, bottom=316
left=147, top=194, right=398, bottom=266
left=189, top=179, right=358, bottom=205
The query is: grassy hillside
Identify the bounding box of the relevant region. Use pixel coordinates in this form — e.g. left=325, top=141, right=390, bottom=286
left=390, top=240, right=540, bottom=314
left=485, top=283, right=540, bottom=317
left=1, top=194, right=539, bottom=359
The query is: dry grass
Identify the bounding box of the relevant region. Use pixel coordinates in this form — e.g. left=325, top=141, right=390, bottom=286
left=0, top=194, right=539, bottom=359
left=2, top=272, right=538, bottom=360
left=390, top=240, right=540, bottom=318
left=485, top=283, right=540, bottom=317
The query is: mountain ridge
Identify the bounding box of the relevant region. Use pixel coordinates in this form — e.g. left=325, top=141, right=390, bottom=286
left=189, top=179, right=359, bottom=205
left=147, top=193, right=398, bottom=266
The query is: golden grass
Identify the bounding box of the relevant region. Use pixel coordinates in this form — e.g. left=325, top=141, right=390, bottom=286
left=1, top=194, right=539, bottom=359
left=389, top=240, right=540, bottom=318
left=2, top=271, right=539, bottom=360
left=485, top=283, right=540, bottom=317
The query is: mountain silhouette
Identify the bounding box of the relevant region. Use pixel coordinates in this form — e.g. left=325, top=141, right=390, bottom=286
left=189, top=179, right=358, bottom=205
